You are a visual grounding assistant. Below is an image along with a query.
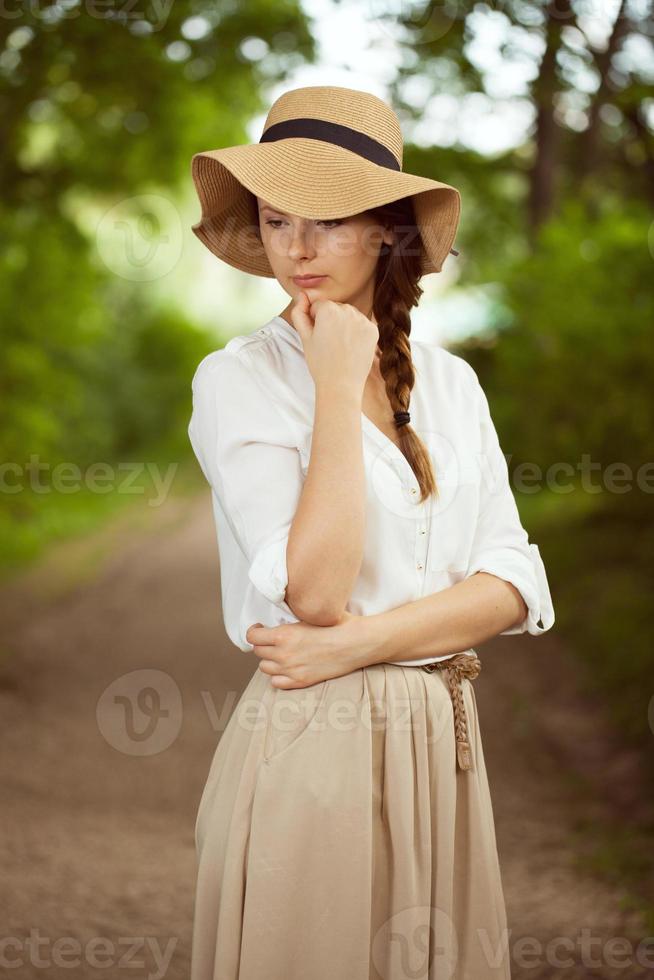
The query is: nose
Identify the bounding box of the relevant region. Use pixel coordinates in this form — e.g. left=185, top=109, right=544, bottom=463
left=286, top=223, right=318, bottom=263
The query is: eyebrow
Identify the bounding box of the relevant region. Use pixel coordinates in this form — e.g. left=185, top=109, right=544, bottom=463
left=259, top=206, right=289, bottom=216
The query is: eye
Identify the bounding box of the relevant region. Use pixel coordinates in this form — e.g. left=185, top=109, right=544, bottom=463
left=265, top=219, right=343, bottom=229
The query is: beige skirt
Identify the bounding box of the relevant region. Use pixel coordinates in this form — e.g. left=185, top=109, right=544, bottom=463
left=191, top=658, right=512, bottom=980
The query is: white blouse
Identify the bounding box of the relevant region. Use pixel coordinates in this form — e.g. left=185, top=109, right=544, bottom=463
left=188, top=315, right=555, bottom=668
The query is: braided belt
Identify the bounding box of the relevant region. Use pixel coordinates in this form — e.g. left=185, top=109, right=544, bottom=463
left=421, top=652, right=482, bottom=772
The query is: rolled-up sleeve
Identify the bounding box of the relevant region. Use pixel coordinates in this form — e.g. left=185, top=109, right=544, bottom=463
left=187, top=348, right=304, bottom=619
left=463, top=364, right=555, bottom=636
left=247, top=536, right=290, bottom=606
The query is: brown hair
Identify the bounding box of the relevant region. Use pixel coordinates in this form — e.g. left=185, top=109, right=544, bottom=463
left=367, top=196, right=438, bottom=503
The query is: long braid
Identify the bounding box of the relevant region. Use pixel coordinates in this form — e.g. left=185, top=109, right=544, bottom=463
left=369, top=198, right=439, bottom=503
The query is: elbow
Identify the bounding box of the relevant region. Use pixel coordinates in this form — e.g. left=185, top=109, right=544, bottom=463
left=285, top=539, right=361, bottom=626
left=504, top=581, right=529, bottom=630
left=467, top=544, right=555, bottom=636
left=509, top=596, right=529, bottom=631
left=471, top=571, right=529, bottom=633
left=285, top=585, right=347, bottom=627
left=303, top=607, right=348, bottom=627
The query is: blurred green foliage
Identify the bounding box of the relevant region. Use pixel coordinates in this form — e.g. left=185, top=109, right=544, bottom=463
left=0, top=0, right=315, bottom=568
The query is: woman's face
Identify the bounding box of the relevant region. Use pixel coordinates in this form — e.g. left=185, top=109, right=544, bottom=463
left=256, top=196, right=394, bottom=318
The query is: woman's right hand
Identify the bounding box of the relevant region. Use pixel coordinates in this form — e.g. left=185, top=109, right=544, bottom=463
left=290, top=292, right=379, bottom=394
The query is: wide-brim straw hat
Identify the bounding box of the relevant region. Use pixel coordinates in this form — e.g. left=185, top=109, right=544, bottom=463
left=190, top=85, right=461, bottom=278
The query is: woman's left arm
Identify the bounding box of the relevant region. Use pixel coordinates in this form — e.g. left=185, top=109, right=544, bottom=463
left=345, top=571, right=528, bottom=668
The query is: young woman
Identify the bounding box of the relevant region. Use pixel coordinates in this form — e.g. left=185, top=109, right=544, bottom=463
left=187, top=84, right=555, bottom=980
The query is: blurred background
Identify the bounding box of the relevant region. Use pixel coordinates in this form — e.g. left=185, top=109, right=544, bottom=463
left=1, top=0, right=653, bottom=977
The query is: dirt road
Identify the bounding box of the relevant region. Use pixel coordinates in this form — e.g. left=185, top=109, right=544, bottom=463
left=0, top=490, right=650, bottom=979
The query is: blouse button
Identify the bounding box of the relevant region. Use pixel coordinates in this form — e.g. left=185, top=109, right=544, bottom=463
left=419, top=527, right=426, bottom=535
left=410, top=487, right=417, bottom=495
left=417, top=562, right=423, bottom=570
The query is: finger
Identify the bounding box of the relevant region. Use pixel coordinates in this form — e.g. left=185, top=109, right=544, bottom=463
left=270, top=674, right=302, bottom=690
left=290, top=291, right=314, bottom=338
left=256, top=660, right=300, bottom=689
left=245, top=623, right=277, bottom=647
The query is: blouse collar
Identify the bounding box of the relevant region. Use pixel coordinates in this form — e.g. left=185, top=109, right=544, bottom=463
left=268, top=315, right=304, bottom=352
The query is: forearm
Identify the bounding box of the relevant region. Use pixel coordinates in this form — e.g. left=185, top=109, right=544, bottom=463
left=285, top=382, right=365, bottom=623
left=351, top=572, right=529, bottom=667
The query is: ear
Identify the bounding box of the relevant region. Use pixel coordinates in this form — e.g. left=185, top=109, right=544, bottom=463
left=382, top=224, right=395, bottom=247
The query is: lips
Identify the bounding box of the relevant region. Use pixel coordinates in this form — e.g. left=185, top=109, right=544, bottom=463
left=292, top=275, right=327, bottom=286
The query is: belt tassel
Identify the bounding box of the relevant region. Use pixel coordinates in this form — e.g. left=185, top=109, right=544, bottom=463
left=420, top=653, right=482, bottom=772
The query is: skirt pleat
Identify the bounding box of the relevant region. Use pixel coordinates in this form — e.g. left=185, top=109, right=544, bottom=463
left=191, top=661, right=512, bottom=980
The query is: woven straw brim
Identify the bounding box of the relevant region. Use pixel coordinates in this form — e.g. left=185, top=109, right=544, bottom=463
left=191, top=138, right=461, bottom=277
